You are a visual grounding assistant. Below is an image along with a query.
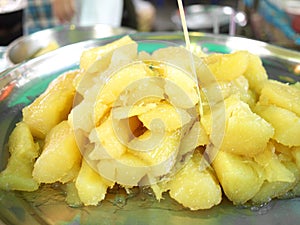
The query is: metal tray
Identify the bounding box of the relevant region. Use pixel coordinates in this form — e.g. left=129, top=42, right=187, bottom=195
left=4, top=24, right=136, bottom=65
left=0, top=32, right=300, bottom=225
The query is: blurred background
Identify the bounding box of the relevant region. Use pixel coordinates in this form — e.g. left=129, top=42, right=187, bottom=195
left=151, top=0, right=300, bottom=50
left=1, top=0, right=300, bottom=49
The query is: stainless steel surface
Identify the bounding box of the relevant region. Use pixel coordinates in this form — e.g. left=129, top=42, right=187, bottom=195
left=4, top=24, right=136, bottom=65
left=0, top=47, right=7, bottom=72
left=172, top=5, right=230, bottom=29
left=0, top=32, right=300, bottom=225
left=171, top=5, right=247, bottom=34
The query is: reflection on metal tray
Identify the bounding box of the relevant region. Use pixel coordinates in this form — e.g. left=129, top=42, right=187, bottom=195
left=171, top=4, right=247, bottom=35
left=4, top=24, right=136, bottom=65
left=0, top=32, right=300, bottom=225
left=0, top=47, right=8, bottom=72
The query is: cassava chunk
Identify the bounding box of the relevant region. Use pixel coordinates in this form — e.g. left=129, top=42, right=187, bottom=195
left=255, top=104, right=300, bottom=147
left=252, top=161, right=299, bottom=204
left=292, top=146, right=300, bottom=169
left=0, top=122, right=40, bottom=191
left=259, top=79, right=300, bottom=117
left=167, top=152, right=222, bottom=210
left=79, top=35, right=135, bottom=71
left=213, top=150, right=263, bottom=205
left=76, top=160, right=114, bottom=206
left=204, top=51, right=249, bottom=81
left=33, top=121, right=82, bottom=184
left=22, top=70, right=78, bottom=139
left=164, top=64, right=199, bottom=108
left=128, top=129, right=181, bottom=178
left=251, top=143, right=297, bottom=204
left=243, top=53, right=268, bottom=93
left=95, top=62, right=149, bottom=107
left=254, top=143, right=295, bottom=183
left=202, top=95, right=274, bottom=156
left=138, top=102, right=191, bottom=132
left=96, top=153, right=147, bottom=186
left=151, top=46, right=203, bottom=76
left=89, top=115, right=127, bottom=160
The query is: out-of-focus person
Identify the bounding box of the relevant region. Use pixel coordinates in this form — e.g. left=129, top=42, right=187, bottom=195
left=24, top=0, right=59, bottom=34
left=242, top=0, right=300, bottom=48
left=52, top=0, right=124, bottom=27
left=0, top=0, right=27, bottom=45
left=284, top=0, right=300, bottom=33
left=133, top=0, right=156, bottom=31
left=24, top=0, right=137, bottom=34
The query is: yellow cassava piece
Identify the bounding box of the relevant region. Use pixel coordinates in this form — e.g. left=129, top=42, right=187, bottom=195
left=167, top=152, right=222, bottom=210
left=254, top=142, right=295, bottom=183
left=138, top=102, right=191, bottom=132
left=259, top=79, right=300, bottom=117
left=252, top=153, right=298, bottom=204
left=95, top=62, right=150, bottom=106
left=202, top=95, right=274, bottom=156
left=128, top=129, right=181, bottom=167
left=213, top=150, right=264, bottom=205
left=243, top=53, right=268, bottom=94
left=0, top=122, right=40, bottom=191
left=255, top=104, right=300, bottom=147
left=22, top=70, right=78, bottom=139
left=89, top=115, right=127, bottom=160
left=32, top=121, right=82, bottom=184
left=80, top=35, right=135, bottom=71
left=75, top=160, right=113, bottom=206
left=204, top=51, right=249, bottom=81
left=33, top=41, right=59, bottom=58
